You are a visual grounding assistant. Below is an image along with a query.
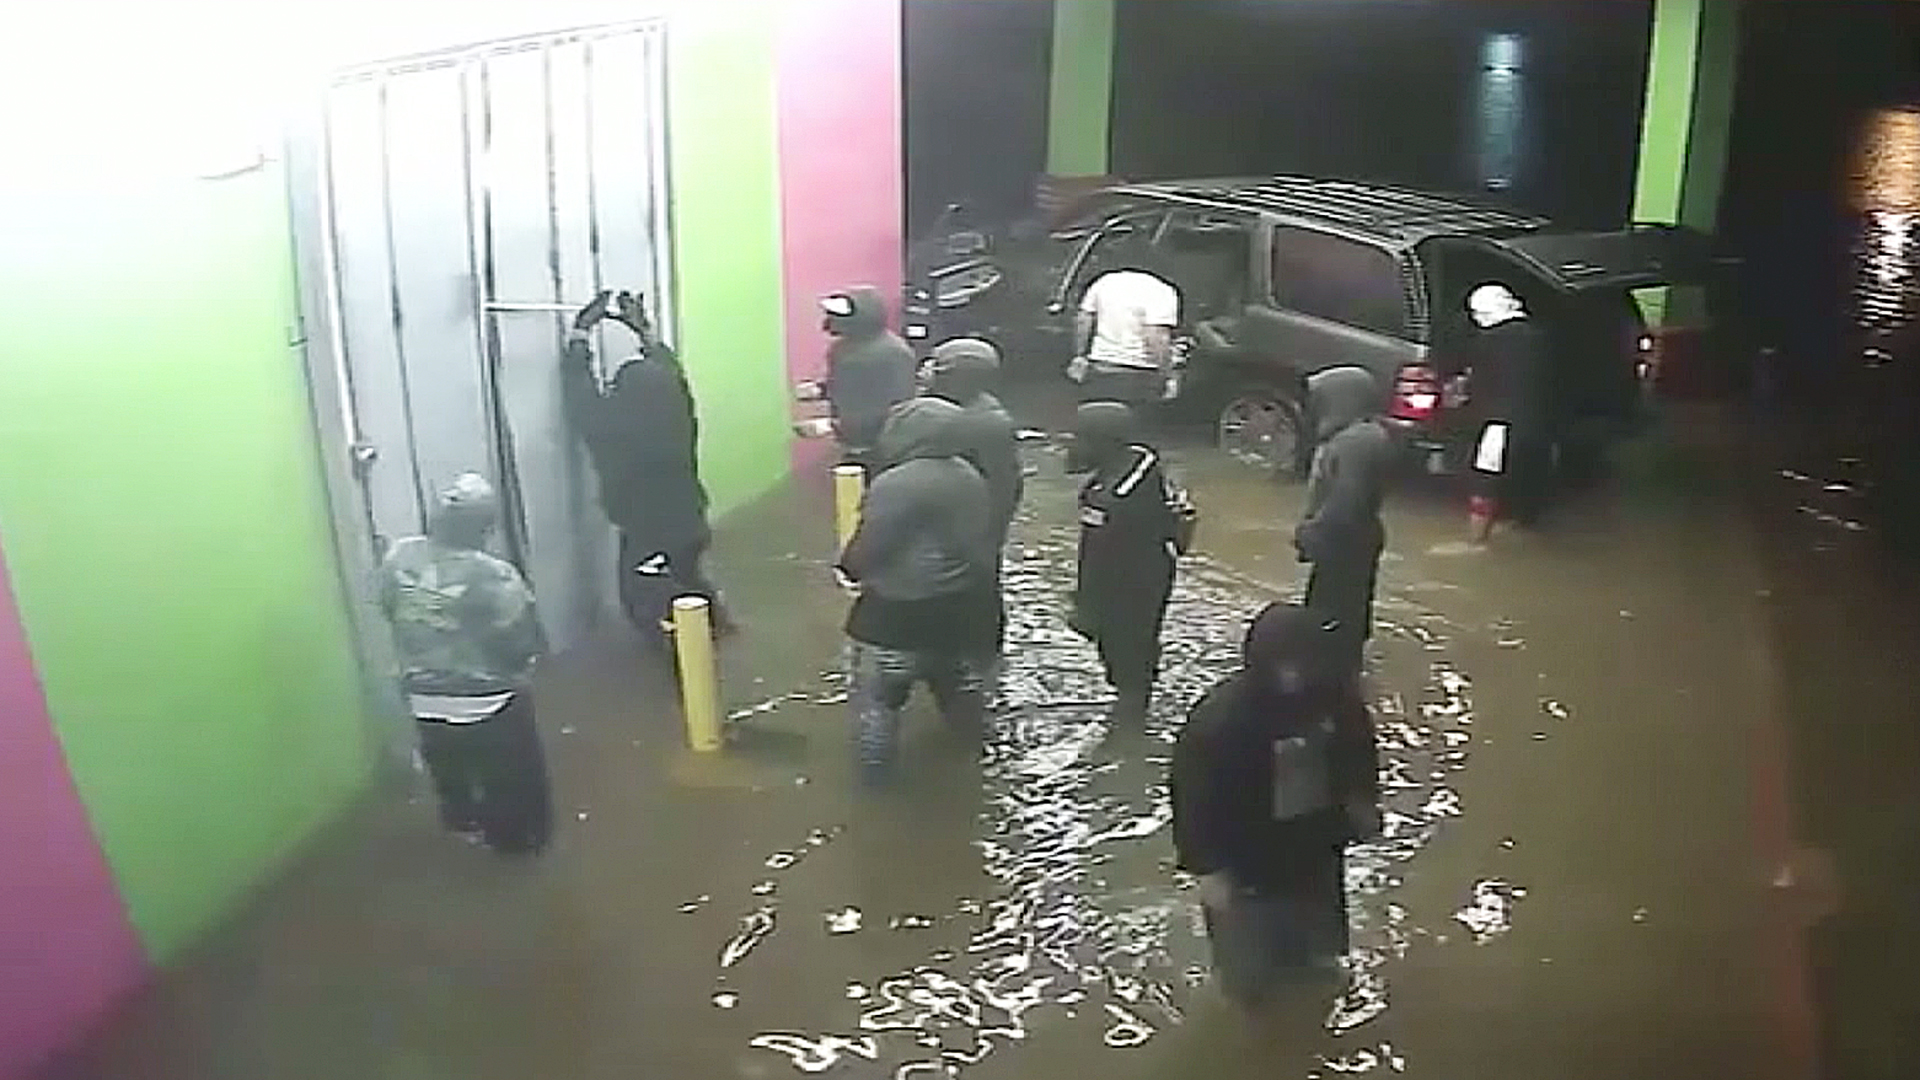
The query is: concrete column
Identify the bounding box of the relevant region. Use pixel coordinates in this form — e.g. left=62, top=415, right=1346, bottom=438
left=1046, top=0, right=1115, bottom=179
left=1632, top=0, right=1740, bottom=327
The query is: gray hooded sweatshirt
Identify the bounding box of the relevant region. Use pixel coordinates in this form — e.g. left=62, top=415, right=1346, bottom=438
left=926, top=337, right=1024, bottom=545
left=824, top=287, right=918, bottom=451
left=839, top=398, right=997, bottom=652
left=1295, top=366, right=1394, bottom=563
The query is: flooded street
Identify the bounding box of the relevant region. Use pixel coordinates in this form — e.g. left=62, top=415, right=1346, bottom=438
left=51, top=405, right=1907, bottom=1080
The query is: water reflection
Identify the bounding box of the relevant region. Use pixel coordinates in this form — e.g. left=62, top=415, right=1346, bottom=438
left=1854, top=109, right=1920, bottom=363
left=705, top=448, right=1512, bottom=1079
left=1474, top=32, right=1524, bottom=193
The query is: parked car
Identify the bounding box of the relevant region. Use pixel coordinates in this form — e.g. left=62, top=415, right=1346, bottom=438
left=905, top=177, right=1711, bottom=478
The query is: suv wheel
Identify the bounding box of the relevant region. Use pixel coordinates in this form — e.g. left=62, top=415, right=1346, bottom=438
left=1217, top=390, right=1307, bottom=481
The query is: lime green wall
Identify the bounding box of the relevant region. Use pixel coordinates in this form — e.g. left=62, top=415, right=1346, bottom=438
left=1047, top=0, right=1116, bottom=177
left=0, top=163, right=372, bottom=960
left=1633, top=0, right=1739, bottom=326
left=667, top=4, right=791, bottom=513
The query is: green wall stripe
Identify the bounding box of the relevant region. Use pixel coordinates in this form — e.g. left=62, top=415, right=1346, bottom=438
left=1047, top=0, right=1116, bottom=178
left=1633, top=0, right=1740, bottom=327
left=667, top=7, right=792, bottom=514
left=0, top=163, right=372, bottom=960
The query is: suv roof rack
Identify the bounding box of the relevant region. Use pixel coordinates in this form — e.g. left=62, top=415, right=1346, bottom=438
left=1102, top=176, right=1547, bottom=247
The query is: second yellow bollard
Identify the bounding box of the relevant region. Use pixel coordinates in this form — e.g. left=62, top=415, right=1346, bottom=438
left=832, top=464, right=865, bottom=549
left=671, top=595, right=724, bottom=752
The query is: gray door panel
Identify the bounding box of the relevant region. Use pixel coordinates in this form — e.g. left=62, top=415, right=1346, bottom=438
left=314, top=21, right=671, bottom=655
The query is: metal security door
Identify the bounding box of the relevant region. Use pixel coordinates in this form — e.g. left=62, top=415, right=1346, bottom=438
left=314, top=21, right=673, bottom=654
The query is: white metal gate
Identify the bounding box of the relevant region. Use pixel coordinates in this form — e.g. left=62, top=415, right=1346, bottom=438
left=306, top=21, right=672, bottom=654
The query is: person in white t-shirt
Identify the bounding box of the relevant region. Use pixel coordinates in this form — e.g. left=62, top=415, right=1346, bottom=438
left=1071, top=254, right=1181, bottom=405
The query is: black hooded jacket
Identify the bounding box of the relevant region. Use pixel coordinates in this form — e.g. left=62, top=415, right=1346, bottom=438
left=1073, top=403, right=1181, bottom=616
left=1171, top=603, right=1380, bottom=892
left=561, top=332, right=710, bottom=552
left=824, top=287, right=917, bottom=451
left=839, top=398, right=998, bottom=653
left=927, top=338, right=1024, bottom=545
left=1295, top=366, right=1393, bottom=563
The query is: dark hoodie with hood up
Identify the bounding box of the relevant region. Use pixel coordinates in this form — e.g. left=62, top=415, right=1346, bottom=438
left=839, top=397, right=997, bottom=653
left=1171, top=602, right=1380, bottom=892
left=824, top=287, right=918, bottom=452
left=561, top=332, right=710, bottom=553
left=926, top=337, right=1023, bottom=545
left=1295, top=366, right=1393, bottom=564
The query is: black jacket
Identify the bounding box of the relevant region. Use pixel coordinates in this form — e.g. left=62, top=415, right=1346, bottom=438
left=824, top=287, right=917, bottom=451
left=562, top=332, right=710, bottom=552
left=1466, top=318, right=1548, bottom=428
left=1296, top=367, right=1392, bottom=563
left=1076, top=443, right=1180, bottom=616
left=1171, top=606, right=1380, bottom=892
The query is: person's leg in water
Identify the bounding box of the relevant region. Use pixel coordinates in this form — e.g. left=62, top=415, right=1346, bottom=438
left=470, top=694, right=554, bottom=857
left=1205, top=867, right=1348, bottom=1011
left=416, top=719, right=484, bottom=837
left=1501, top=423, right=1555, bottom=527
left=1305, top=552, right=1378, bottom=679
left=665, top=537, right=735, bottom=635
left=923, top=652, right=989, bottom=745
left=617, top=531, right=675, bottom=652
left=1095, top=565, right=1173, bottom=726
left=850, top=642, right=919, bottom=783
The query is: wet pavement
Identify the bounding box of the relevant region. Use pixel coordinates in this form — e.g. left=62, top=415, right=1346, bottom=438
left=46, top=403, right=1912, bottom=1080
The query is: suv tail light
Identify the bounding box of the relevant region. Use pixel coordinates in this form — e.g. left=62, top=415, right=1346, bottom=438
left=1389, top=363, right=1441, bottom=422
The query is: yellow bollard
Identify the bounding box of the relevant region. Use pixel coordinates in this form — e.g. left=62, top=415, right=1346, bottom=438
left=671, top=596, right=724, bottom=752
left=832, top=464, right=865, bottom=549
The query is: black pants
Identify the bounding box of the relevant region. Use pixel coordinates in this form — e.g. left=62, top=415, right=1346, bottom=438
left=1080, top=365, right=1163, bottom=407
left=1203, top=854, right=1349, bottom=1006
left=617, top=532, right=723, bottom=637
left=1305, top=549, right=1380, bottom=675
left=1086, top=560, right=1175, bottom=707
left=415, top=695, right=552, bottom=856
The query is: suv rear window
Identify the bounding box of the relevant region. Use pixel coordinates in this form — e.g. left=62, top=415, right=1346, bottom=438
left=1271, top=227, right=1409, bottom=338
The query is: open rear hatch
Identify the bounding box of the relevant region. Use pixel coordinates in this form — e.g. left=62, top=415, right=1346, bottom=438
left=1423, top=224, right=1716, bottom=294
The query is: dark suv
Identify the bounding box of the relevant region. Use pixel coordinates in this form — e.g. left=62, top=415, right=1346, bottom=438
left=905, top=177, right=1710, bottom=477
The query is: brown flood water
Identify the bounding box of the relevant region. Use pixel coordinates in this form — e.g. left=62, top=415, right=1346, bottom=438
left=44, top=400, right=1917, bottom=1080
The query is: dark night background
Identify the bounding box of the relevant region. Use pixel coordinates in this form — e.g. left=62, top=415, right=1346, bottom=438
left=906, top=0, right=1920, bottom=545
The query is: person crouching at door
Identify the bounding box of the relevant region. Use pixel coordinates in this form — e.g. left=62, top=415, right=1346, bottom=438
left=564, top=290, right=731, bottom=650
left=379, top=473, right=553, bottom=856
left=1171, top=601, right=1381, bottom=1007
left=1068, top=402, right=1194, bottom=729
left=836, top=398, right=1000, bottom=784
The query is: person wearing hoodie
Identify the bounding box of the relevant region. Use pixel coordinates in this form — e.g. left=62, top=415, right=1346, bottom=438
left=379, top=473, right=554, bottom=857
left=1294, top=366, right=1394, bottom=676
left=1460, top=283, right=1552, bottom=540
left=564, top=291, right=728, bottom=649
left=1171, top=601, right=1381, bottom=1006
left=821, top=286, right=918, bottom=472
left=1069, top=401, right=1193, bottom=727
left=837, top=397, right=1000, bottom=780
left=921, top=336, right=1024, bottom=551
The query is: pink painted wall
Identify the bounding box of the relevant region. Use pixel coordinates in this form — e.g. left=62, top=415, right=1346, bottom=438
left=0, top=538, right=148, bottom=1079
left=776, top=0, right=904, bottom=463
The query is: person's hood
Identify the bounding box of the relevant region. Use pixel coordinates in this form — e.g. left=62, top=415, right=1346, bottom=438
left=1241, top=601, right=1342, bottom=695
left=1067, top=401, right=1139, bottom=472
left=1307, top=365, right=1385, bottom=439
left=874, top=396, right=972, bottom=468
left=822, top=285, right=889, bottom=338
left=427, top=472, right=499, bottom=549
left=923, top=337, right=1001, bottom=402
